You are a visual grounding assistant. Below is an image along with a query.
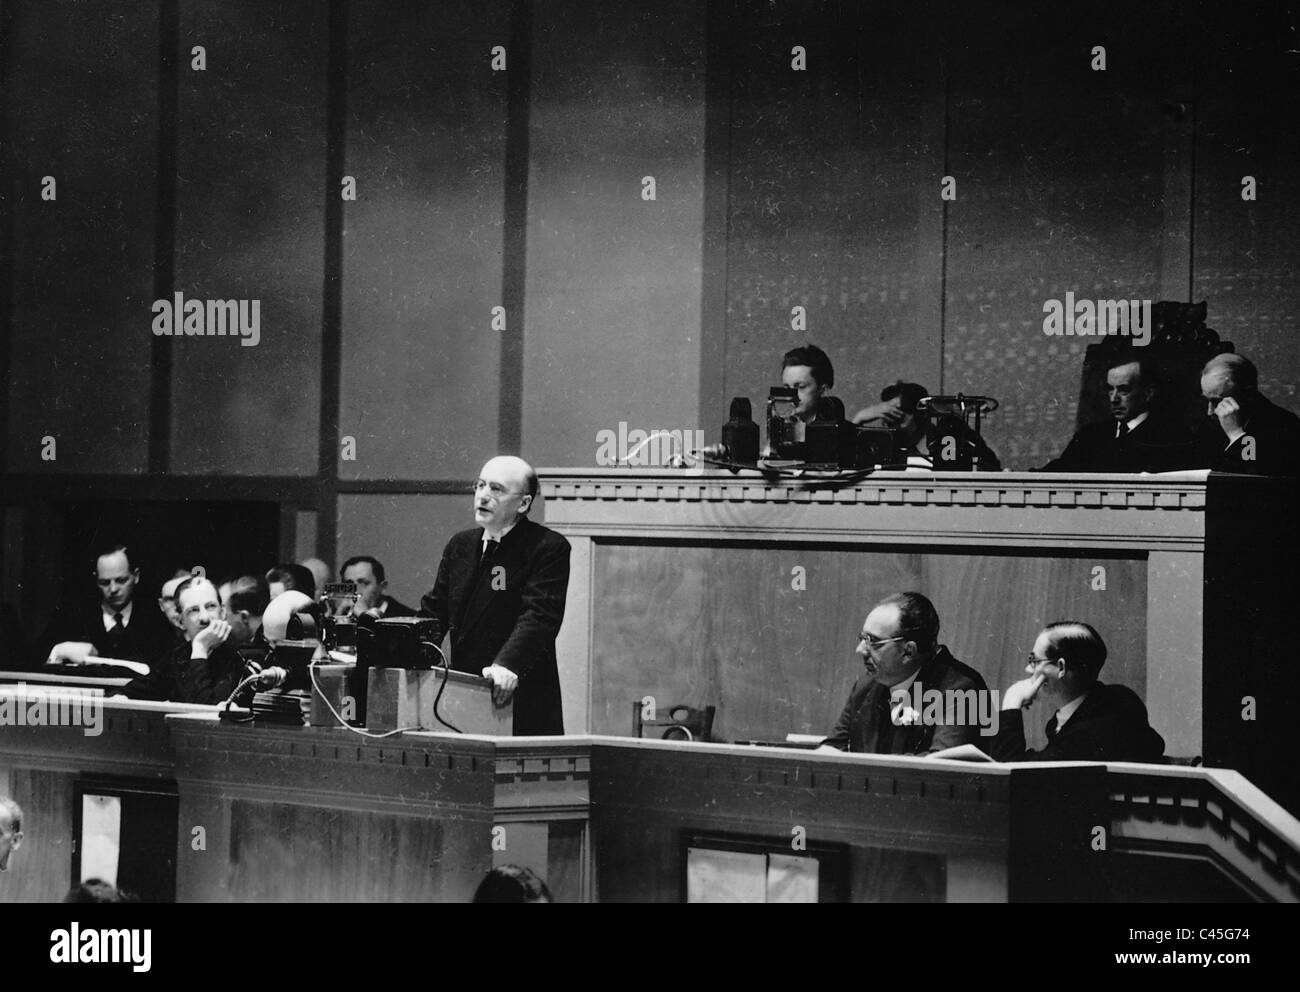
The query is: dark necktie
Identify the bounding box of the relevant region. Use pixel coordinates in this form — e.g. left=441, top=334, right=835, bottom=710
left=478, top=539, right=500, bottom=577
left=875, top=689, right=895, bottom=753
left=1046, top=715, right=1059, bottom=740
left=1115, top=421, right=1129, bottom=440
left=109, top=611, right=125, bottom=635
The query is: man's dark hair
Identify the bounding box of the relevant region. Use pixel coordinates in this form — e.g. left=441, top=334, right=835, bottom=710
left=472, top=864, right=553, bottom=903
left=0, top=796, right=21, bottom=833
left=341, top=555, right=386, bottom=584
left=94, top=544, right=137, bottom=571
left=880, top=381, right=931, bottom=415
left=781, top=344, right=834, bottom=388
left=1042, top=621, right=1107, bottom=679
left=878, top=592, right=941, bottom=651
left=63, top=879, right=136, bottom=903
left=226, top=575, right=271, bottom=617
left=1107, top=354, right=1160, bottom=390
left=266, top=563, right=316, bottom=599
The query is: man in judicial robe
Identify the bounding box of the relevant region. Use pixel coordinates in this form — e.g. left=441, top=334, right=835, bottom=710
left=822, top=592, right=988, bottom=755
left=37, top=545, right=174, bottom=670
left=1196, top=353, right=1300, bottom=477
left=420, top=455, right=570, bottom=736
left=123, top=576, right=249, bottom=705
left=991, top=621, right=1165, bottom=763
left=1041, top=358, right=1193, bottom=473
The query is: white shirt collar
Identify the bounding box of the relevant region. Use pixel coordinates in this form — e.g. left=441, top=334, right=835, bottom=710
left=887, top=666, right=923, bottom=701
left=1117, top=410, right=1149, bottom=436
left=483, top=517, right=519, bottom=550
left=101, top=601, right=134, bottom=630
left=1055, top=689, right=1091, bottom=729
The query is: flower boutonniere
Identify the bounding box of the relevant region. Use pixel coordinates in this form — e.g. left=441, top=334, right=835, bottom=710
left=890, top=699, right=921, bottom=727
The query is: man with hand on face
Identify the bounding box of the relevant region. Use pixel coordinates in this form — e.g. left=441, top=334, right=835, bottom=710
left=222, top=575, right=271, bottom=652
left=123, top=575, right=252, bottom=705
left=339, top=556, right=415, bottom=618
left=991, top=621, right=1165, bottom=763
left=854, top=381, right=1003, bottom=470
left=39, top=544, right=174, bottom=670
left=420, top=455, right=570, bottom=736
left=820, top=592, right=988, bottom=755
left=1041, top=357, right=1193, bottom=473
left=1196, top=353, right=1300, bottom=477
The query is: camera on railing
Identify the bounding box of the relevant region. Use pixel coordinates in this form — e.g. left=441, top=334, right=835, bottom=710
left=917, top=394, right=998, bottom=471
left=317, top=581, right=360, bottom=652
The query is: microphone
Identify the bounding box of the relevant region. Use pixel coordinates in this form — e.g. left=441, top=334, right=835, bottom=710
left=248, top=666, right=289, bottom=690
left=699, top=442, right=732, bottom=459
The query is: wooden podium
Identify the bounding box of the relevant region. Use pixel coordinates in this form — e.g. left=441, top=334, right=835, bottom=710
left=365, top=666, right=513, bottom=735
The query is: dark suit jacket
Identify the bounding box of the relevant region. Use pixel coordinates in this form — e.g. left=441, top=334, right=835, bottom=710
left=1041, top=414, right=1194, bottom=473
left=1193, top=394, right=1300, bottom=477
left=379, top=595, right=416, bottom=618
left=36, top=599, right=175, bottom=669
left=419, top=517, right=570, bottom=736
left=122, top=639, right=248, bottom=705
left=990, top=681, right=1165, bottom=763
left=824, top=647, right=989, bottom=754
left=0, top=602, right=29, bottom=672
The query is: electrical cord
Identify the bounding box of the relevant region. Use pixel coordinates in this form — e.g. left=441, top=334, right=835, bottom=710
left=619, top=431, right=699, bottom=467
left=308, top=663, right=415, bottom=738
left=695, top=453, right=905, bottom=485
left=421, top=639, right=463, bottom=734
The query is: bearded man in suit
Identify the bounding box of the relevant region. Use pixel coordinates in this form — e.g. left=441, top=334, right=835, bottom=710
left=419, top=455, right=570, bottom=736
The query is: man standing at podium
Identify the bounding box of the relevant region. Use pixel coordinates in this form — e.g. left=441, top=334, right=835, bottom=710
left=420, top=455, right=570, bottom=736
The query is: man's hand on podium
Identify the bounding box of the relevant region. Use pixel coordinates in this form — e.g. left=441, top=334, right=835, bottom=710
left=481, top=664, right=518, bottom=707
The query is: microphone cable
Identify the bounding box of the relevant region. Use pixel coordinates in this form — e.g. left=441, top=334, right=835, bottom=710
left=421, top=639, right=462, bottom=734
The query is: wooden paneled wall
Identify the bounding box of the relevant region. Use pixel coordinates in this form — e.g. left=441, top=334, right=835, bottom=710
left=590, top=543, right=1147, bottom=748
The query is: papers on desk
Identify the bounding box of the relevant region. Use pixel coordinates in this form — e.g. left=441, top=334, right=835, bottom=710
left=50, top=657, right=151, bottom=677
left=786, top=733, right=827, bottom=745
left=927, top=743, right=995, bottom=762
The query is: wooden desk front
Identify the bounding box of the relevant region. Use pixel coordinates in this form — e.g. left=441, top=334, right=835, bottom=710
left=542, top=469, right=1295, bottom=810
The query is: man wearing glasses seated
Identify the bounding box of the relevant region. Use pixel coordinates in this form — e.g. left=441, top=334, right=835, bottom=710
left=990, top=621, right=1165, bottom=763
left=820, top=592, right=988, bottom=755
left=419, top=455, right=570, bottom=736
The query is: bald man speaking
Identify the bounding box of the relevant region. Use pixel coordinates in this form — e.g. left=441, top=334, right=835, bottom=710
left=420, top=456, right=570, bottom=735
